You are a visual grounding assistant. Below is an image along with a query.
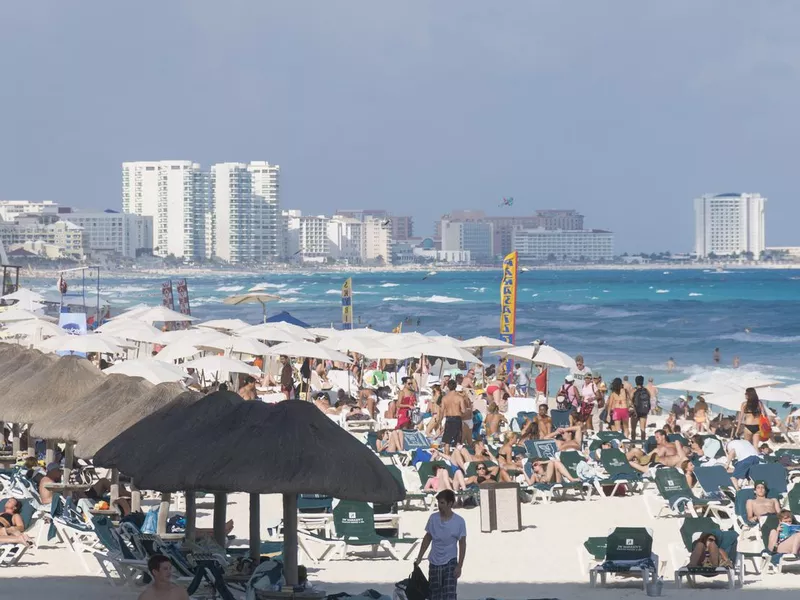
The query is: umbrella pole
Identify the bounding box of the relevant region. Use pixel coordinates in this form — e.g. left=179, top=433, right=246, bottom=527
left=63, top=442, right=74, bottom=484
left=45, top=440, right=54, bottom=465
left=11, top=423, right=19, bottom=456
left=185, top=491, right=196, bottom=543
left=26, top=424, right=35, bottom=458
left=110, top=468, right=120, bottom=503
left=213, top=493, right=227, bottom=547
left=249, top=493, right=260, bottom=565
left=283, top=493, right=298, bottom=586
left=156, top=493, right=171, bottom=535
left=130, top=480, right=142, bottom=512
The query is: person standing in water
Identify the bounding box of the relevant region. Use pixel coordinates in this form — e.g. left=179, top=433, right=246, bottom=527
left=415, top=490, right=467, bottom=600
left=667, top=357, right=675, bottom=372
left=713, top=348, right=721, bottom=364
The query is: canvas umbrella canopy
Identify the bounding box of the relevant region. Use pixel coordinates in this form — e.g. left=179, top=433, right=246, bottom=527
left=237, top=323, right=307, bottom=343
left=133, top=306, right=198, bottom=324
left=0, top=355, right=106, bottom=424
left=196, top=318, right=252, bottom=332
left=0, top=308, right=55, bottom=323
left=157, top=328, right=222, bottom=346
left=1, top=288, right=45, bottom=304
left=95, top=396, right=404, bottom=585
left=223, top=292, right=281, bottom=322
left=458, top=336, right=512, bottom=349
left=183, top=355, right=261, bottom=377
left=493, top=343, right=577, bottom=370
left=319, top=336, right=393, bottom=358
left=196, top=333, right=272, bottom=357
left=401, top=341, right=482, bottom=364
left=153, top=341, right=204, bottom=363
left=3, top=319, right=65, bottom=340
left=96, top=319, right=163, bottom=344
left=264, top=341, right=353, bottom=363
left=659, top=373, right=781, bottom=393
left=259, top=320, right=314, bottom=340
left=104, top=359, right=187, bottom=384
left=30, top=374, right=154, bottom=444
left=39, top=333, right=124, bottom=355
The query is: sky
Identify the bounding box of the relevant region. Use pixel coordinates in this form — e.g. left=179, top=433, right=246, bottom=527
left=1, top=1, right=799, bottom=253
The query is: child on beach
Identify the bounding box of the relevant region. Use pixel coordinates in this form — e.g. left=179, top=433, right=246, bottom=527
left=694, top=396, right=709, bottom=432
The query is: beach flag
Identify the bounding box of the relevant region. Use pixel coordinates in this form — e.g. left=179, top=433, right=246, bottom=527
left=341, top=278, right=353, bottom=330
left=500, top=251, right=518, bottom=372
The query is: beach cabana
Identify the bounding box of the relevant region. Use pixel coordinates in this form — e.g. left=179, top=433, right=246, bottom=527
left=265, top=311, right=310, bottom=328
left=94, top=396, right=404, bottom=585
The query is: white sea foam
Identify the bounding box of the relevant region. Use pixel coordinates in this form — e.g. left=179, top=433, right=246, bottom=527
left=102, top=285, right=151, bottom=294
left=532, top=293, right=539, bottom=297
left=656, top=289, right=670, bottom=294
left=382, top=295, right=464, bottom=303
left=464, top=287, right=486, bottom=293
left=382, top=297, right=401, bottom=302
left=688, top=292, right=703, bottom=297
left=215, top=285, right=244, bottom=292
left=280, top=287, right=303, bottom=296
left=720, top=332, right=800, bottom=344
left=325, top=289, right=340, bottom=295
left=595, top=308, right=644, bottom=318
left=380, top=282, right=399, bottom=287
left=249, top=282, right=287, bottom=291
left=558, top=304, right=588, bottom=312
left=190, top=296, right=221, bottom=306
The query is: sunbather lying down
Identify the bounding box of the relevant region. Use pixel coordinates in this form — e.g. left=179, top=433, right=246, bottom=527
left=0, top=498, right=32, bottom=546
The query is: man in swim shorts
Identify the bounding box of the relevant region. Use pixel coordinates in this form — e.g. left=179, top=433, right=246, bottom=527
left=441, top=380, right=463, bottom=453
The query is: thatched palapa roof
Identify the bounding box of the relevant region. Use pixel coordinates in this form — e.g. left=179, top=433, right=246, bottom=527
left=77, top=382, right=200, bottom=459
left=0, top=355, right=106, bottom=424
left=30, top=374, right=154, bottom=444
left=95, top=397, right=405, bottom=505
left=0, top=349, right=60, bottom=421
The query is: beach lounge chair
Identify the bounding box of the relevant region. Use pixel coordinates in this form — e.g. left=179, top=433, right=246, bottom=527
left=588, top=527, right=659, bottom=589
left=788, top=483, right=800, bottom=522
left=386, top=464, right=432, bottom=510
left=748, top=463, right=788, bottom=498
left=759, top=513, right=800, bottom=574
left=297, top=494, right=334, bottom=535
left=647, top=467, right=725, bottom=519
left=588, top=430, right=627, bottom=453
left=0, top=495, right=35, bottom=567
left=596, top=448, right=648, bottom=496
left=298, top=500, right=420, bottom=562
left=673, top=517, right=743, bottom=588
left=550, top=409, right=571, bottom=430
left=91, top=516, right=150, bottom=586
left=523, top=439, right=558, bottom=460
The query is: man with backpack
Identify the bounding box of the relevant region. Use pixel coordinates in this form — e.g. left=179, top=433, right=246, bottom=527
left=630, top=375, right=651, bottom=441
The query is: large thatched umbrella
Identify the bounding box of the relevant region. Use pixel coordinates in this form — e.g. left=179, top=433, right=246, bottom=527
left=2, top=355, right=106, bottom=425
left=30, top=374, right=154, bottom=452
left=95, top=397, right=405, bottom=585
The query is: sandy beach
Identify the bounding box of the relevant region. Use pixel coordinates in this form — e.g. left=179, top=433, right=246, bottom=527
left=4, top=489, right=800, bottom=599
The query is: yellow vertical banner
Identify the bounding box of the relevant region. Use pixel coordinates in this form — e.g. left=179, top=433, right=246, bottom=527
left=341, top=277, right=353, bottom=330
left=499, top=251, right=518, bottom=345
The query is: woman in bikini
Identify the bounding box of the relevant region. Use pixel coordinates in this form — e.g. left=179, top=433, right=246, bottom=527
left=767, top=510, right=800, bottom=555
left=483, top=402, right=506, bottom=438
left=375, top=429, right=405, bottom=453
left=0, top=498, right=31, bottom=545
left=424, top=464, right=468, bottom=492
left=486, top=375, right=510, bottom=412
left=736, top=387, right=767, bottom=447
left=607, top=377, right=630, bottom=437
left=687, top=532, right=733, bottom=568
left=526, top=459, right=580, bottom=485
left=425, top=384, right=443, bottom=436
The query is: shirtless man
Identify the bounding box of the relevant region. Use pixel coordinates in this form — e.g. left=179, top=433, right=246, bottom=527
left=646, top=377, right=660, bottom=413
left=138, top=554, right=190, bottom=600
left=314, top=393, right=339, bottom=415
left=627, top=429, right=687, bottom=472
left=526, top=404, right=552, bottom=439
left=39, top=463, right=62, bottom=507
left=746, top=481, right=780, bottom=523
left=238, top=376, right=257, bottom=400
left=460, top=388, right=474, bottom=443
left=441, top=380, right=464, bottom=453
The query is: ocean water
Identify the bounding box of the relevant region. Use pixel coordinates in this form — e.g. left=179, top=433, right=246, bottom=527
left=23, top=268, right=800, bottom=387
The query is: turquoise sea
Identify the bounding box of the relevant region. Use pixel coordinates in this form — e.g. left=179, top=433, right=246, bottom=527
left=23, top=268, right=800, bottom=388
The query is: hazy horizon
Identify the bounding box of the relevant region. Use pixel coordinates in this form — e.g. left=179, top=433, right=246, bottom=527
left=2, top=1, right=799, bottom=253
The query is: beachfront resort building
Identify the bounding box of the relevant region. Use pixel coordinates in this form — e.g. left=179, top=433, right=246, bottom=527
left=211, top=162, right=254, bottom=264
left=0, top=200, right=60, bottom=222
left=694, top=193, right=767, bottom=259
left=327, top=216, right=364, bottom=263
left=513, top=229, right=614, bottom=262
left=336, top=210, right=413, bottom=242
left=122, top=161, right=209, bottom=260
left=0, top=218, right=85, bottom=258
left=440, top=219, right=494, bottom=262
left=59, top=210, right=153, bottom=259
left=248, top=162, right=281, bottom=262
left=285, top=212, right=330, bottom=263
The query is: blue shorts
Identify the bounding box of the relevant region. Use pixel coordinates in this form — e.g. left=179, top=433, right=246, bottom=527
left=732, top=455, right=761, bottom=480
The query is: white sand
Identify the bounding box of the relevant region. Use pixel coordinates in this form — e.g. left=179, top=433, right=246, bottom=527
left=4, top=490, right=800, bottom=599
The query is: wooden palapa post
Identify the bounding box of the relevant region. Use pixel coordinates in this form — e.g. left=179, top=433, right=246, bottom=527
left=184, top=491, right=196, bottom=543
left=213, top=493, right=227, bottom=547
left=156, top=492, right=171, bottom=535
left=283, top=493, right=298, bottom=585
left=249, top=493, right=260, bottom=564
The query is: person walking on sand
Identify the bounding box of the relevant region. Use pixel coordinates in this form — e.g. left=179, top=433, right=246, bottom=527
left=138, top=554, right=190, bottom=600
left=415, top=490, right=467, bottom=600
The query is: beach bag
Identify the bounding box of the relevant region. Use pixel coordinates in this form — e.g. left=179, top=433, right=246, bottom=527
left=141, top=507, right=159, bottom=534
left=395, top=565, right=429, bottom=600
left=759, top=413, right=772, bottom=438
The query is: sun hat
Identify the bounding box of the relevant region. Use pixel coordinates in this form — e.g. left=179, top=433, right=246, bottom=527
left=565, top=374, right=575, bottom=383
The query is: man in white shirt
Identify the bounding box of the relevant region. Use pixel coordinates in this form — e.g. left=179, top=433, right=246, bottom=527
left=415, top=490, right=467, bottom=600
left=571, top=354, right=591, bottom=391
left=727, top=438, right=762, bottom=489
left=513, top=364, right=529, bottom=397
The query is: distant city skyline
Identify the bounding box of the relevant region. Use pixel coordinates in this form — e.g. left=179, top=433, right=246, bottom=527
left=2, top=3, right=799, bottom=253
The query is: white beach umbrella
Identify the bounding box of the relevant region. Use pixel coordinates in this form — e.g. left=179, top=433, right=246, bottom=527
left=197, top=333, right=271, bottom=356
left=104, top=358, right=187, bottom=384
left=306, top=327, right=339, bottom=339
left=1, top=288, right=45, bottom=304
left=132, top=306, right=197, bottom=324
left=184, top=355, right=261, bottom=376
left=96, top=319, right=164, bottom=343
left=41, top=333, right=123, bottom=355
left=0, top=308, right=54, bottom=323
left=154, top=341, right=204, bottom=363
left=157, top=328, right=223, bottom=346
left=239, top=322, right=314, bottom=341
left=319, top=336, right=394, bottom=358
left=659, top=374, right=781, bottom=393
left=702, top=385, right=796, bottom=412
left=458, top=336, right=513, bottom=349
left=402, top=341, right=483, bottom=364
left=493, top=344, right=577, bottom=370
left=265, top=341, right=353, bottom=363
left=196, top=318, right=252, bottom=332
left=3, top=319, right=65, bottom=339
left=237, top=323, right=306, bottom=343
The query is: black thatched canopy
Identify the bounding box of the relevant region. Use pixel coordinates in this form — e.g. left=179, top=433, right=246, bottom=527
left=30, top=374, right=154, bottom=450
left=95, top=396, right=405, bottom=505
left=0, top=350, right=61, bottom=421
left=79, top=383, right=200, bottom=459
left=0, top=355, right=106, bottom=424
left=93, top=387, right=231, bottom=469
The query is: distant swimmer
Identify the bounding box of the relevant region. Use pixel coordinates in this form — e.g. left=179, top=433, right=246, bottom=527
left=422, top=271, right=438, bottom=280
left=713, top=347, right=720, bottom=364
left=733, top=356, right=741, bottom=369
left=744, top=328, right=751, bottom=334
left=667, top=357, right=675, bottom=372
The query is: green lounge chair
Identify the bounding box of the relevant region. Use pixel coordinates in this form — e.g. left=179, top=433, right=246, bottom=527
left=588, top=527, right=659, bottom=589
left=596, top=449, right=648, bottom=496
left=0, top=496, right=34, bottom=567
left=386, top=464, right=432, bottom=510
left=673, top=517, right=743, bottom=588
left=298, top=500, right=420, bottom=562
left=647, top=467, right=717, bottom=519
